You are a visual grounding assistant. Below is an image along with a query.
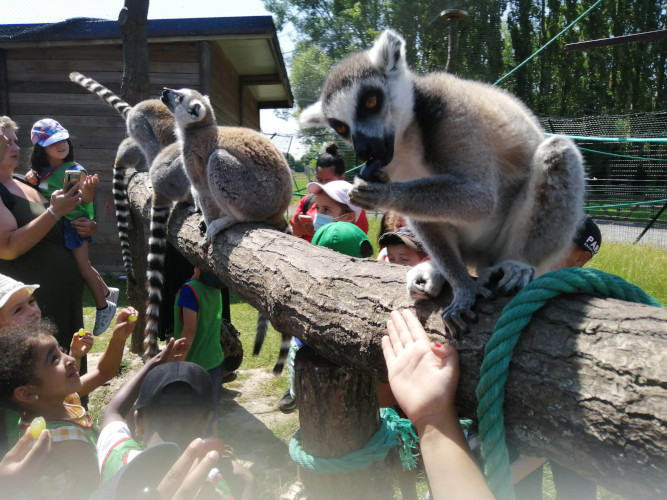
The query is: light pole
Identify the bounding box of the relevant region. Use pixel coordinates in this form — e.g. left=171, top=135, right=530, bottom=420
left=440, top=8, right=469, bottom=74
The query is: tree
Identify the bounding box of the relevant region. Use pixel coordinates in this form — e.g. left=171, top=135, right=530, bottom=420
left=118, top=0, right=151, bottom=104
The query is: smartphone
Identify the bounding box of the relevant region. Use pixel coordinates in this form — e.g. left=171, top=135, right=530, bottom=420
left=63, top=169, right=84, bottom=192
left=299, top=215, right=313, bottom=222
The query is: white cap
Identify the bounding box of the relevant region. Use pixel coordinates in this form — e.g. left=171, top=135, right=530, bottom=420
left=306, top=180, right=362, bottom=222
left=0, top=274, right=39, bottom=309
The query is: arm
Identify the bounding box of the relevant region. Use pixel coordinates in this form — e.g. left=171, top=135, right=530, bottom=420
left=174, top=307, right=197, bottom=361
left=0, top=187, right=81, bottom=260
left=0, top=428, right=52, bottom=495
left=102, top=338, right=177, bottom=427
left=79, top=307, right=138, bottom=397
left=382, top=309, right=493, bottom=500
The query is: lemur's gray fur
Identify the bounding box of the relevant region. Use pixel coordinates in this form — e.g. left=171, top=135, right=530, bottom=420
left=69, top=72, right=192, bottom=357
left=160, top=87, right=293, bottom=241
left=301, top=30, right=585, bottom=335
left=161, top=87, right=293, bottom=371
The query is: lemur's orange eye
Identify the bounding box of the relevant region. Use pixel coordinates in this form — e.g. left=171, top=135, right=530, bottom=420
left=365, top=95, right=378, bottom=109
left=335, top=124, right=348, bottom=135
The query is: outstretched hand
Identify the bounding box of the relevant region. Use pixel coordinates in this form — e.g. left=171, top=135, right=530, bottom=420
left=0, top=427, right=52, bottom=492
left=382, top=309, right=460, bottom=431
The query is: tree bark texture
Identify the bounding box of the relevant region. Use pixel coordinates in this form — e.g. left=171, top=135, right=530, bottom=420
left=126, top=172, right=667, bottom=498
left=295, top=347, right=393, bottom=499
left=118, top=0, right=151, bottom=104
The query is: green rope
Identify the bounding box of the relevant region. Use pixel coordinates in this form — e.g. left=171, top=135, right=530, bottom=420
left=577, top=147, right=667, bottom=162
left=475, top=267, right=661, bottom=500
left=494, top=0, right=605, bottom=86
left=289, top=407, right=419, bottom=474
left=585, top=198, right=667, bottom=210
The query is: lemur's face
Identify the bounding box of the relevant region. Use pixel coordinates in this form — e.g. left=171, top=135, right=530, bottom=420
left=161, top=88, right=208, bottom=126
left=323, top=80, right=396, bottom=167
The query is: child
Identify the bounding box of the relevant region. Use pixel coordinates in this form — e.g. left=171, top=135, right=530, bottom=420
left=28, top=118, right=118, bottom=335
left=290, top=142, right=369, bottom=241
left=557, top=215, right=602, bottom=269
left=97, top=356, right=254, bottom=499
left=173, top=268, right=225, bottom=405
left=378, top=226, right=430, bottom=266
left=306, top=179, right=363, bottom=233
left=0, top=308, right=137, bottom=497
left=0, top=273, right=94, bottom=367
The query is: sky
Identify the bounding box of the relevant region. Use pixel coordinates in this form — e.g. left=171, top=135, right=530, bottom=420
left=2, top=0, right=307, bottom=158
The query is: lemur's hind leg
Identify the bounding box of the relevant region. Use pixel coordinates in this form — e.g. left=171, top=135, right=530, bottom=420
left=479, top=135, right=585, bottom=294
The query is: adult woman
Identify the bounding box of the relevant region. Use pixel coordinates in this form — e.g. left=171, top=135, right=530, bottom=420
left=0, top=116, right=90, bottom=350
left=290, top=142, right=369, bottom=242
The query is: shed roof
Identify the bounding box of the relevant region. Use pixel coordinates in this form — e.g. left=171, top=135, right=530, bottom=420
left=0, top=16, right=292, bottom=108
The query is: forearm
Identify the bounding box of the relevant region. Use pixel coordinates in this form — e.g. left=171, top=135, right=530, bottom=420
left=103, top=357, right=158, bottom=425
left=95, top=332, right=127, bottom=381
left=417, top=412, right=494, bottom=500
left=0, top=210, right=59, bottom=259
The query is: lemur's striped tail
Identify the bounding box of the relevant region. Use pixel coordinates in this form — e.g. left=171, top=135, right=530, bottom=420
left=252, top=312, right=291, bottom=375
left=69, top=71, right=132, bottom=119
left=142, top=201, right=171, bottom=359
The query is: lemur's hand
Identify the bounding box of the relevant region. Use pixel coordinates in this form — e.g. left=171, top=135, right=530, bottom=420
left=349, top=175, right=391, bottom=210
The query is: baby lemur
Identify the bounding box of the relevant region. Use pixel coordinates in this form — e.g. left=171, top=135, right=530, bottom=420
left=301, top=30, right=585, bottom=335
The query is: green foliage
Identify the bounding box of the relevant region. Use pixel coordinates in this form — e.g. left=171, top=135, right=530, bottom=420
left=264, top=0, right=666, bottom=117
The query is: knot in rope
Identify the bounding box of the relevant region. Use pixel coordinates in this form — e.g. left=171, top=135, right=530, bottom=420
left=475, top=267, right=661, bottom=499
left=289, top=407, right=419, bottom=474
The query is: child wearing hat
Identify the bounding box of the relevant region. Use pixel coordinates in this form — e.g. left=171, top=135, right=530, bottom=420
left=558, top=215, right=602, bottom=269
left=306, top=179, right=364, bottom=234
left=97, top=354, right=254, bottom=499
left=378, top=226, right=430, bottom=267
left=28, top=118, right=118, bottom=336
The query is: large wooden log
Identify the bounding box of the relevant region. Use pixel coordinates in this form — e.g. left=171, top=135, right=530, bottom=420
left=126, top=171, right=666, bottom=499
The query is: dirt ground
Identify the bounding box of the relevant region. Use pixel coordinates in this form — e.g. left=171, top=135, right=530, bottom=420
left=89, top=351, right=300, bottom=499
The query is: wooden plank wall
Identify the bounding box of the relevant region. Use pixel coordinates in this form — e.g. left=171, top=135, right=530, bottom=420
left=4, top=42, right=207, bottom=272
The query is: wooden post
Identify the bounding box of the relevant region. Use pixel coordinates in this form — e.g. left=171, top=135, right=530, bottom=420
left=295, top=346, right=393, bottom=500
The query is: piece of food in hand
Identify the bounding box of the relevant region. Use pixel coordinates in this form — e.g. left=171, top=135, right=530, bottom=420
left=128, top=314, right=138, bottom=322
left=357, top=158, right=388, bottom=183
left=78, top=328, right=86, bottom=337
left=29, top=417, right=46, bottom=439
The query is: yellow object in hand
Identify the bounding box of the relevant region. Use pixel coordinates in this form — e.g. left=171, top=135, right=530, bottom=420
left=78, top=328, right=85, bottom=337
left=29, top=417, right=46, bottom=439
left=128, top=314, right=138, bottom=322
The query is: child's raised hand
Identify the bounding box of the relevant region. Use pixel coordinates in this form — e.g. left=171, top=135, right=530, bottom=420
left=70, top=329, right=94, bottom=359
left=382, top=309, right=460, bottom=431
left=170, top=337, right=189, bottom=362
left=0, top=427, right=52, bottom=482
left=25, top=170, right=39, bottom=186
left=81, top=174, right=99, bottom=204
left=112, top=307, right=139, bottom=340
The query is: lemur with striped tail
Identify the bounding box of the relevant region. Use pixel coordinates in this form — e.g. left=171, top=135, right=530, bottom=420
left=161, top=87, right=294, bottom=372
left=69, top=72, right=192, bottom=357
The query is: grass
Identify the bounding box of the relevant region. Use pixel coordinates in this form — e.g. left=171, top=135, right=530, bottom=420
left=84, top=238, right=665, bottom=499
left=587, top=242, right=666, bottom=305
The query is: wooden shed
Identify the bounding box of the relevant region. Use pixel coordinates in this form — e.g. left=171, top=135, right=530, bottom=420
left=0, top=16, right=293, bottom=271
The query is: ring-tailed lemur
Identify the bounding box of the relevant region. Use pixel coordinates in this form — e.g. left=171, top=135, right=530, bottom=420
left=301, top=30, right=585, bottom=336
left=160, top=87, right=294, bottom=371
left=69, top=72, right=192, bottom=357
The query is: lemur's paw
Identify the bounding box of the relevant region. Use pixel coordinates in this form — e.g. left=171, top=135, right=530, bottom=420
left=349, top=176, right=391, bottom=210
left=478, top=260, right=536, bottom=296
left=406, top=261, right=446, bottom=301
left=357, top=158, right=389, bottom=183
left=441, top=286, right=479, bottom=338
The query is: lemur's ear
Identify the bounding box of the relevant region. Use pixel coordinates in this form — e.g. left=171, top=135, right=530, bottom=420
left=368, top=30, right=407, bottom=77
left=300, top=101, right=327, bottom=128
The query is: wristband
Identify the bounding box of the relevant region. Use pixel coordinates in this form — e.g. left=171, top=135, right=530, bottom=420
left=46, top=207, right=61, bottom=221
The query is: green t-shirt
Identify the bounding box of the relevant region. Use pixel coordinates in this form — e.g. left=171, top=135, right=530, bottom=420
left=173, top=279, right=224, bottom=371
left=38, top=161, right=94, bottom=220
